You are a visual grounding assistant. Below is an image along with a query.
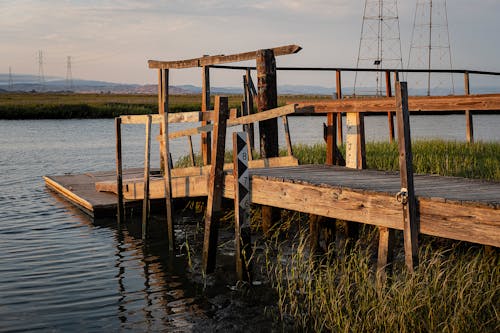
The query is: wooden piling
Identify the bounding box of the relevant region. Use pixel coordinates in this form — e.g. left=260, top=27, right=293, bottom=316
left=257, top=49, right=280, bottom=235
left=187, top=136, right=195, bottom=166
left=202, top=96, right=229, bottom=274
left=386, top=71, right=395, bottom=143
left=395, top=81, right=419, bottom=272
left=142, top=115, right=152, bottom=239
left=115, top=117, right=124, bottom=224
left=282, top=116, right=293, bottom=156
left=345, top=113, right=366, bottom=170
left=244, top=70, right=255, bottom=152
left=464, top=72, right=474, bottom=143
left=233, top=131, right=252, bottom=281
left=336, top=70, right=343, bottom=144
left=202, top=66, right=212, bottom=165
left=159, top=69, right=175, bottom=252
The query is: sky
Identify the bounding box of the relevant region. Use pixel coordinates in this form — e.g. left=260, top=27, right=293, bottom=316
left=1, top=0, right=499, bottom=88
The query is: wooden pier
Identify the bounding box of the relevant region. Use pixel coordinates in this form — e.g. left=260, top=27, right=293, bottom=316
left=44, top=45, right=500, bottom=279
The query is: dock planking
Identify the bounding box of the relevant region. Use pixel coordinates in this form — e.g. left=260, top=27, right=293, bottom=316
left=45, top=164, right=500, bottom=247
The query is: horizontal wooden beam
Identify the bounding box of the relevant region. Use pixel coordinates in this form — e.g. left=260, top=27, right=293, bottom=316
left=164, top=104, right=297, bottom=139
left=148, top=44, right=302, bottom=69
left=120, top=111, right=214, bottom=124
left=293, top=93, right=500, bottom=113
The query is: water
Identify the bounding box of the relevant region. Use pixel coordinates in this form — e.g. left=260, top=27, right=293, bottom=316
left=0, top=115, right=499, bottom=332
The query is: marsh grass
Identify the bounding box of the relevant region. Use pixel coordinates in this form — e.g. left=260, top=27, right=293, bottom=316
left=176, top=141, right=499, bottom=331
left=264, top=225, right=499, bottom=332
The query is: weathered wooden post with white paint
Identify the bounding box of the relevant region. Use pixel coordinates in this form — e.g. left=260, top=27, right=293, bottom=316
left=233, top=132, right=252, bottom=281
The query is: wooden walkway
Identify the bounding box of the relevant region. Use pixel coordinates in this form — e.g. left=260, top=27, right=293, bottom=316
left=45, top=165, right=500, bottom=248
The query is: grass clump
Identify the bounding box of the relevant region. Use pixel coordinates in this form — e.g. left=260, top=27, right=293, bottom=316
left=266, top=229, right=499, bottom=332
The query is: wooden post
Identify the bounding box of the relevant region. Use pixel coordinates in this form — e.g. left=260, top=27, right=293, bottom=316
left=115, top=117, right=124, bottom=224
left=464, top=72, right=474, bottom=143
left=345, top=113, right=366, bottom=169
left=386, top=71, right=395, bottom=143
left=395, top=81, right=419, bottom=272
left=187, top=136, right=195, bottom=166
left=336, top=70, right=343, bottom=144
left=325, top=114, right=337, bottom=165
left=244, top=70, right=255, bottom=152
left=202, top=66, right=212, bottom=165
left=159, top=69, right=175, bottom=252
left=282, top=116, right=293, bottom=156
left=257, top=49, right=280, bottom=235
left=377, top=226, right=395, bottom=284
left=142, top=115, right=152, bottom=239
left=233, top=132, right=252, bottom=281
left=202, top=96, right=229, bottom=274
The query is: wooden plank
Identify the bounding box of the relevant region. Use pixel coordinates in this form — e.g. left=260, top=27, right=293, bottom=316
left=293, top=93, right=500, bottom=113
left=201, top=66, right=211, bottom=166
left=115, top=117, right=124, bottom=224
left=233, top=132, right=252, bottom=281
left=203, top=96, right=229, bottom=274
left=147, top=44, right=302, bottom=69
left=396, top=81, right=419, bottom=272
left=120, top=112, right=213, bottom=125
left=165, top=104, right=297, bottom=140
left=187, top=136, right=195, bottom=166
left=142, top=115, right=152, bottom=239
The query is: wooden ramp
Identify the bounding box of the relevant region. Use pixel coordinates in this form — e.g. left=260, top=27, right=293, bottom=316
left=45, top=165, right=500, bottom=247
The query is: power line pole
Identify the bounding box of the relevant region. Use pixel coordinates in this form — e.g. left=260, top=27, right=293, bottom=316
left=407, top=0, right=454, bottom=95
left=38, top=50, right=45, bottom=91
left=354, top=0, right=403, bottom=96
left=66, top=56, right=74, bottom=90
left=8, top=66, right=13, bottom=90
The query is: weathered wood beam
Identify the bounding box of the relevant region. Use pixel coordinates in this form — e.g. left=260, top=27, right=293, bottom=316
left=163, top=104, right=296, bottom=140
left=142, top=115, right=152, bottom=239
left=293, top=93, right=500, bottom=113
left=203, top=96, right=229, bottom=274
left=115, top=117, right=124, bottom=224
left=233, top=132, right=252, bottom=281
left=120, top=111, right=214, bottom=125
left=396, top=81, right=419, bottom=272
left=148, top=44, right=302, bottom=69
left=202, top=66, right=212, bottom=165
left=464, top=73, right=474, bottom=143
left=257, top=49, right=280, bottom=236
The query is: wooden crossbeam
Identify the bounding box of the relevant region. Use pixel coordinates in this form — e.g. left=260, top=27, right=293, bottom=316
left=148, top=44, right=302, bottom=69
left=293, top=93, right=500, bottom=113
left=120, top=111, right=214, bottom=124
left=163, top=104, right=297, bottom=140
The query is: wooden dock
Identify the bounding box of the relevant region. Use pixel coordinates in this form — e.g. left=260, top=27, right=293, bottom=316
left=44, top=44, right=500, bottom=279
left=45, top=165, right=500, bottom=248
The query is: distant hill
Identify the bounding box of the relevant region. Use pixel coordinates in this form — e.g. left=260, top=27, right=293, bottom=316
left=0, top=73, right=498, bottom=96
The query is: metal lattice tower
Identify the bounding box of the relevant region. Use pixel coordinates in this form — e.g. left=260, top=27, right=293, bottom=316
left=354, top=0, right=403, bottom=96
left=38, top=50, right=45, bottom=91
left=407, top=0, right=454, bottom=95
left=8, top=66, right=13, bottom=90
left=66, top=56, right=74, bottom=90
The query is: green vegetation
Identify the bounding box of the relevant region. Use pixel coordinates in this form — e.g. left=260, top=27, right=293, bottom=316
left=265, top=229, right=499, bottom=332
left=0, top=92, right=326, bottom=119
left=290, top=141, right=500, bottom=180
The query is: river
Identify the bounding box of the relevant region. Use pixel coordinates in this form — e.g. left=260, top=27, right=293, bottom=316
left=0, top=114, right=499, bottom=331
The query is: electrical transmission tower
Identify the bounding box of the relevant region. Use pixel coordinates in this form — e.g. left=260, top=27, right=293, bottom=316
left=8, top=66, right=13, bottom=90
left=354, top=0, right=403, bottom=96
left=38, top=50, right=45, bottom=91
left=66, top=56, right=74, bottom=90
left=407, top=0, right=454, bottom=95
